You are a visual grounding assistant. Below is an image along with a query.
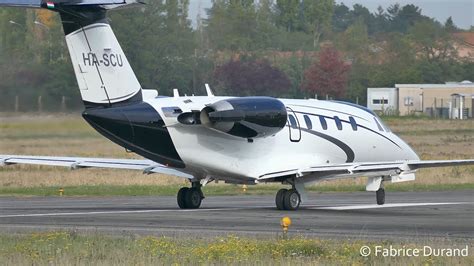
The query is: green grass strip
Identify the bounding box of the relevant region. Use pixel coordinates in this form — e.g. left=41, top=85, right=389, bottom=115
left=0, top=183, right=472, bottom=197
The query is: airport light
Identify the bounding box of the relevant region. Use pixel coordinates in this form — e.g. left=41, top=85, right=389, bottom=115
left=9, top=20, right=25, bottom=29
left=34, top=20, right=50, bottom=31
left=281, top=216, right=292, bottom=235
left=34, top=20, right=52, bottom=63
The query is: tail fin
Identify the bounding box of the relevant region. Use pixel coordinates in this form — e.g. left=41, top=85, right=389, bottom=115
left=0, top=0, right=143, bottom=108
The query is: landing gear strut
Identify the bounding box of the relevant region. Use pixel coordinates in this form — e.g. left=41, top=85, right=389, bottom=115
left=275, top=188, right=301, bottom=211
left=376, top=188, right=385, bottom=205
left=177, top=182, right=204, bottom=209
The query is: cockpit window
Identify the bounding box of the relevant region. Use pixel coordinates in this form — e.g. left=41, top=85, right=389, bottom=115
left=373, top=114, right=391, bottom=132
left=374, top=117, right=384, bottom=131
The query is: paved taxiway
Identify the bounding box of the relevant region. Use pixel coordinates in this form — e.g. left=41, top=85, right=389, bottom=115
left=0, top=190, right=472, bottom=239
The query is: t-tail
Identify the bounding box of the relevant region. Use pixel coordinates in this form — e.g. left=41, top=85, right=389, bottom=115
left=0, top=0, right=143, bottom=109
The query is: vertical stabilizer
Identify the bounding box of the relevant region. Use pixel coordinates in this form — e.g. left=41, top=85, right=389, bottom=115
left=0, top=1, right=144, bottom=108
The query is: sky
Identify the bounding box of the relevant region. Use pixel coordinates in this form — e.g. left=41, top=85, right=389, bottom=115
left=188, top=0, right=474, bottom=30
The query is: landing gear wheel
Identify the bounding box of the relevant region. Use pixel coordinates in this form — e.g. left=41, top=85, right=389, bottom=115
left=376, top=188, right=385, bottom=205
left=275, top=189, right=288, bottom=210
left=283, top=189, right=301, bottom=211
left=185, top=187, right=202, bottom=209
left=177, top=187, right=189, bottom=209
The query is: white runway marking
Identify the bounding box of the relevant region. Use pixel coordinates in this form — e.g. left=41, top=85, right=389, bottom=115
left=0, top=208, right=249, bottom=218
left=0, top=202, right=470, bottom=218
left=312, top=202, right=471, bottom=210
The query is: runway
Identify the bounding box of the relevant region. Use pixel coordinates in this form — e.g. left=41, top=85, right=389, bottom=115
left=0, top=190, right=472, bottom=240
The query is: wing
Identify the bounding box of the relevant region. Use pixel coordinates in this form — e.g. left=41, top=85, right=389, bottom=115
left=0, top=155, right=193, bottom=179
left=258, top=159, right=474, bottom=183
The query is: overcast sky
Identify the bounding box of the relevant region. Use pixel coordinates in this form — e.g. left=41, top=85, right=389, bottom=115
left=188, top=0, right=473, bottom=30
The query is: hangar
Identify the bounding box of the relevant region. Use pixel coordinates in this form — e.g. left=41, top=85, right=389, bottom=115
left=367, top=81, right=474, bottom=119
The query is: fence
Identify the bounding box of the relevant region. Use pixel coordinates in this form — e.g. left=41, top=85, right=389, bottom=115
left=0, top=95, right=83, bottom=113
left=423, top=97, right=472, bottom=119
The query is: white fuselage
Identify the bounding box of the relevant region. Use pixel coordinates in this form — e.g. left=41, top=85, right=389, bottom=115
left=143, top=96, right=419, bottom=182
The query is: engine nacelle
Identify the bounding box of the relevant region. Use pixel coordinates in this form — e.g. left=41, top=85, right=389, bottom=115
left=199, top=97, right=287, bottom=138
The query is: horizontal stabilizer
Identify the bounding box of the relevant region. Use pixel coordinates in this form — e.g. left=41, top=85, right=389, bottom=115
left=0, top=0, right=41, bottom=7
left=0, top=155, right=193, bottom=179
left=0, top=0, right=141, bottom=8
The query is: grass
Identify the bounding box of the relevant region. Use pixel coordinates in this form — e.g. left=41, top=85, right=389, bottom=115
left=0, top=231, right=471, bottom=265
left=0, top=114, right=473, bottom=196
left=1, top=183, right=474, bottom=197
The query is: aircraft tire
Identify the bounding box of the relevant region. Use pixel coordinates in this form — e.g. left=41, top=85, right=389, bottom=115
left=275, top=189, right=288, bottom=210
left=177, top=187, right=189, bottom=209
left=376, top=188, right=385, bottom=205
left=283, top=189, right=301, bottom=210
left=185, top=187, right=202, bottom=209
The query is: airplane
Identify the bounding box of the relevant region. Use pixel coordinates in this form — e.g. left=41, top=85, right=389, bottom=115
left=1, top=0, right=473, bottom=211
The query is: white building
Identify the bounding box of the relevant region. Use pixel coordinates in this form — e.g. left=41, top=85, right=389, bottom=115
left=367, top=88, right=398, bottom=115
left=367, top=81, right=474, bottom=118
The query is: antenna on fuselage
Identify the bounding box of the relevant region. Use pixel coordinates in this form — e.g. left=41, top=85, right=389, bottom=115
left=205, top=83, right=215, bottom=97
left=173, top=88, right=180, bottom=98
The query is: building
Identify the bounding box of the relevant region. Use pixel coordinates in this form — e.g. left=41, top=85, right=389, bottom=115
left=367, top=81, right=474, bottom=119
left=367, top=88, right=398, bottom=115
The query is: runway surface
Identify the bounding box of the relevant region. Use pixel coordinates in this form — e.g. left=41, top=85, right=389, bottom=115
left=0, top=190, right=472, bottom=240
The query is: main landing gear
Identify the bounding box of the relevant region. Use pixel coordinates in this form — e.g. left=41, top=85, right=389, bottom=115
left=376, top=187, right=385, bottom=205
left=275, top=188, right=301, bottom=211
left=177, top=182, right=204, bottom=209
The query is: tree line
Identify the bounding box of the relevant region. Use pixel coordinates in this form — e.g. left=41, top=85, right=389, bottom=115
left=0, top=0, right=472, bottom=111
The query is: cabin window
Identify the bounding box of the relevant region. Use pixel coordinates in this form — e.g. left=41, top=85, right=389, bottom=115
left=319, top=116, right=328, bottom=130
left=334, top=116, right=343, bottom=130
left=304, top=115, right=312, bottom=130
left=374, top=117, right=384, bottom=131
left=349, top=117, right=358, bottom=131
left=288, top=115, right=298, bottom=129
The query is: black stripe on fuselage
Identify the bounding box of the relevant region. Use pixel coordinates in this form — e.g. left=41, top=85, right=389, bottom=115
left=293, top=111, right=402, bottom=149
left=300, top=128, right=355, bottom=163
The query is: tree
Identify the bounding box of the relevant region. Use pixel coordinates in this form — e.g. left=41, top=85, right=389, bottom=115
left=337, top=18, right=369, bottom=63
left=387, top=4, right=427, bottom=33
left=111, top=0, right=197, bottom=95
left=372, top=5, right=388, bottom=33
left=444, top=17, right=458, bottom=32
left=275, top=0, right=300, bottom=32
left=332, top=3, right=352, bottom=32
left=302, top=0, right=334, bottom=48
left=302, top=47, right=350, bottom=98
left=408, top=20, right=457, bottom=62
left=205, top=0, right=259, bottom=51
left=214, top=58, right=291, bottom=96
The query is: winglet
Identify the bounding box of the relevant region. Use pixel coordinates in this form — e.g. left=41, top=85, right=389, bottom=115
left=205, top=83, right=215, bottom=97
